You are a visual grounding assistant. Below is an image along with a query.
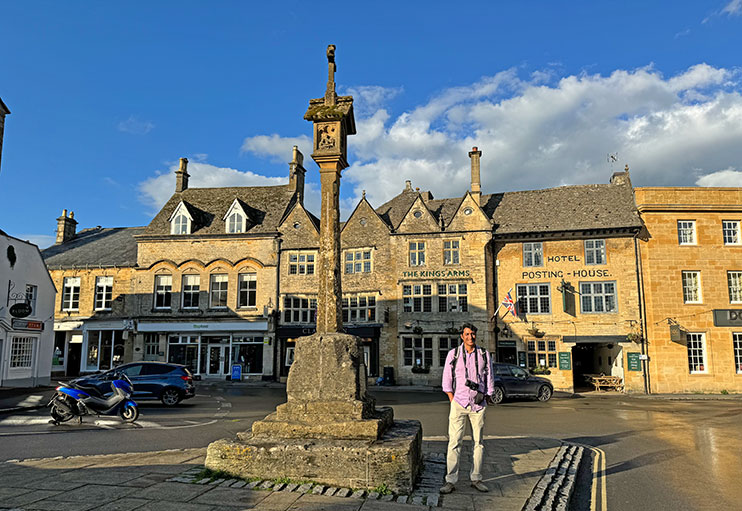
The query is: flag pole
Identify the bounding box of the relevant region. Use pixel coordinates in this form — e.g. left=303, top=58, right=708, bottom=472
left=492, top=287, right=513, bottom=319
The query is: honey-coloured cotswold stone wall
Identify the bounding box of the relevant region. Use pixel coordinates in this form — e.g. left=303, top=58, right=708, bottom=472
left=637, top=187, right=742, bottom=393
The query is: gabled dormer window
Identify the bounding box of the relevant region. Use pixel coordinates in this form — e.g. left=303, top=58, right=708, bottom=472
left=224, top=199, right=249, bottom=234
left=169, top=202, right=193, bottom=235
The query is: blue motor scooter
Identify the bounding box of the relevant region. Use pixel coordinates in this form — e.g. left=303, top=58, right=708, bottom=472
left=49, top=372, right=139, bottom=424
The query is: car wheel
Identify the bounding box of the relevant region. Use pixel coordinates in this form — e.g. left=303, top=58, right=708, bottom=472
left=492, top=386, right=504, bottom=404
left=160, top=388, right=182, bottom=407
left=537, top=385, right=552, bottom=402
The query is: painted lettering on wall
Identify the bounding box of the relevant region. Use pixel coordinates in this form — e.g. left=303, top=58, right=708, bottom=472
left=547, top=255, right=580, bottom=262
left=402, top=269, right=471, bottom=278
left=522, top=269, right=611, bottom=279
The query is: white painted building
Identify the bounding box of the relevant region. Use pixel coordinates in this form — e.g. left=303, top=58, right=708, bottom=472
left=0, top=231, right=56, bottom=387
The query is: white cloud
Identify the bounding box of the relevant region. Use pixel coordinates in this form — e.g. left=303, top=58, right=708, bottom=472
left=696, top=168, right=742, bottom=186
left=722, top=0, right=742, bottom=16
left=342, top=85, right=404, bottom=116
left=117, top=116, right=154, bottom=135
left=138, top=161, right=287, bottom=214
left=241, top=134, right=311, bottom=163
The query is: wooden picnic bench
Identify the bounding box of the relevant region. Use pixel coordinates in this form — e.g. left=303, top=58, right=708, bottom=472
left=587, top=375, right=624, bottom=392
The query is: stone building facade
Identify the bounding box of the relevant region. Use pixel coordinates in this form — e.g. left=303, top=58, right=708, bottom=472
left=636, top=187, right=742, bottom=393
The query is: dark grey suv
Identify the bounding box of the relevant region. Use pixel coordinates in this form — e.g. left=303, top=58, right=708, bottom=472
left=492, top=363, right=553, bottom=403
left=72, top=362, right=195, bottom=406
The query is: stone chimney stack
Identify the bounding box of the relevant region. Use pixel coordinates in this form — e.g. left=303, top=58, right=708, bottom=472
left=610, top=164, right=633, bottom=187
left=175, top=157, right=190, bottom=193
left=288, top=146, right=307, bottom=203
left=0, top=97, right=10, bottom=174
left=468, top=146, right=482, bottom=206
left=404, top=180, right=413, bottom=191
left=56, top=209, right=78, bottom=244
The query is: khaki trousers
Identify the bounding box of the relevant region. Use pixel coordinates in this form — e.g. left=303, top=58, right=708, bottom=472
left=445, top=400, right=486, bottom=483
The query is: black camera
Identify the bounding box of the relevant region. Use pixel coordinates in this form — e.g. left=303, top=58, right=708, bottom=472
left=464, top=379, right=479, bottom=391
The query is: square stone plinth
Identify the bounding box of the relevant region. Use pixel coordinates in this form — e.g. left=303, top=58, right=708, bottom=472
left=205, top=420, right=422, bottom=493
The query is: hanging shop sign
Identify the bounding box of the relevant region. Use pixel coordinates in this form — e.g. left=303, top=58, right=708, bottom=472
left=712, top=309, right=742, bottom=327
left=9, top=302, right=32, bottom=318
left=11, top=318, right=44, bottom=331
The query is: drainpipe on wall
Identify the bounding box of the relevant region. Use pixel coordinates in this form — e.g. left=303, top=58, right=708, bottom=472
left=274, top=236, right=282, bottom=380
left=634, top=235, right=650, bottom=394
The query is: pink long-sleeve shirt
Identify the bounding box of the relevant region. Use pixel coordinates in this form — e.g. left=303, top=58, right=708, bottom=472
left=441, top=345, right=495, bottom=412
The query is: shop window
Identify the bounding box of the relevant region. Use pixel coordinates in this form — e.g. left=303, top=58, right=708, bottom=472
left=516, top=283, right=551, bottom=314
left=144, top=333, right=160, bottom=359
left=94, top=276, right=113, bottom=311
left=25, top=284, right=37, bottom=316
left=53, top=332, right=66, bottom=367
left=283, top=296, right=317, bottom=324
left=285, top=346, right=295, bottom=367
left=238, top=273, right=257, bottom=308
left=167, top=336, right=198, bottom=374
left=409, top=242, right=426, bottom=267
left=232, top=337, right=263, bottom=374
left=182, top=274, right=200, bottom=309
left=734, top=333, right=742, bottom=374
left=62, top=277, right=80, bottom=311
left=439, top=337, right=457, bottom=367
left=523, top=242, right=543, bottom=267
left=687, top=332, right=707, bottom=373
left=10, top=336, right=34, bottom=368
left=438, top=283, right=468, bottom=312
left=403, top=284, right=432, bottom=312
left=342, top=294, right=376, bottom=323
left=288, top=252, right=315, bottom=275
left=344, top=249, right=372, bottom=274
left=209, top=274, right=228, bottom=308
left=527, top=339, right=556, bottom=369
left=585, top=239, right=606, bottom=265
left=728, top=271, right=742, bottom=304
left=682, top=271, right=702, bottom=304
left=402, top=336, right=432, bottom=367
left=722, top=220, right=740, bottom=245
left=677, top=220, right=696, bottom=245
left=154, top=275, right=172, bottom=309
left=580, top=281, right=617, bottom=313
left=444, top=240, right=460, bottom=265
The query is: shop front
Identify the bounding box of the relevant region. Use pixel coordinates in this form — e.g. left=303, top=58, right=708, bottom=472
left=137, top=320, right=271, bottom=380
left=76, top=320, right=131, bottom=374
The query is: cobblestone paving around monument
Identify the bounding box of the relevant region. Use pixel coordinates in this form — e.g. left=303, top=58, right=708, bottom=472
left=0, top=438, right=578, bottom=511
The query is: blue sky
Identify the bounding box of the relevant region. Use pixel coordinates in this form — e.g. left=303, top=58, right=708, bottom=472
left=1, top=1, right=741, bottom=248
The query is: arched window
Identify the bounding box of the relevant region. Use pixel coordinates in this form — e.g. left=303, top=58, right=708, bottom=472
left=227, top=212, right=245, bottom=233
left=171, top=214, right=190, bottom=234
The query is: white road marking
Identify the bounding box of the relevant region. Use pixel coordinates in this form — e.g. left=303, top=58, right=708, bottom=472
left=17, top=395, right=46, bottom=407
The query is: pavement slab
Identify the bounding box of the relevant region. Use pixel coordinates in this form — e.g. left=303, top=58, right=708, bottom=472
left=54, top=484, right=138, bottom=504
left=288, top=494, right=364, bottom=511
left=21, top=498, right=100, bottom=511
left=251, top=491, right=303, bottom=510
left=135, top=482, right=212, bottom=502
left=88, top=497, right=153, bottom=511
left=134, top=501, right=215, bottom=511
left=360, top=501, right=428, bottom=511
left=121, top=473, right=174, bottom=487
left=191, top=486, right=270, bottom=507
left=1, top=489, right=63, bottom=508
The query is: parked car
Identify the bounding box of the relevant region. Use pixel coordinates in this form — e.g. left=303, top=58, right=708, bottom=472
left=491, top=363, right=553, bottom=403
left=71, top=362, right=195, bottom=406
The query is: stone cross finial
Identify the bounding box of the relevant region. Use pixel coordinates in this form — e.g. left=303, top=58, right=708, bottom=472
left=325, top=44, right=337, bottom=105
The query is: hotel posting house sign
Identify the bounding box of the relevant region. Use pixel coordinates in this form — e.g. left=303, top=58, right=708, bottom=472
left=521, top=254, right=611, bottom=280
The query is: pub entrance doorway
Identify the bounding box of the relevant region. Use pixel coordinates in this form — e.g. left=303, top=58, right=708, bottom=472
left=571, top=342, right=624, bottom=392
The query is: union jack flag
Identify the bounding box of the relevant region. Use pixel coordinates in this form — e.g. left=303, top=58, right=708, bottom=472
left=501, top=290, right=518, bottom=318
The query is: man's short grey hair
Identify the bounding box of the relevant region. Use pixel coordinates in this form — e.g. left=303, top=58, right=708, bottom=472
left=460, top=322, right=478, bottom=334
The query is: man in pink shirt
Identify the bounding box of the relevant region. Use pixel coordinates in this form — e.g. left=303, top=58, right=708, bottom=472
left=439, top=323, right=495, bottom=494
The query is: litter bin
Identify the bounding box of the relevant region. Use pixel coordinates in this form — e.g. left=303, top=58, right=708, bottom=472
left=383, top=366, right=395, bottom=386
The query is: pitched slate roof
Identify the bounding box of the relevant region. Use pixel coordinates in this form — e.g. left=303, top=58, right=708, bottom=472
left=372, top=181, right=640, bottom=235
left=42, top=227, right=145, bottom=268
left=143, top=185, right=297, bottom=236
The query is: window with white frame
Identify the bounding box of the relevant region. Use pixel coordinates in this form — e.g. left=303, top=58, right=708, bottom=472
left=62, top=277, right=80, bottom=311
left=342, top=294, right=377, bottom=323
left=677, top=220, right=696, bottom=245
left=516, top=283, right=551, bottom=314
left=437, top=283, right=468, bottom=312
left=182, top=274, right=200, bottom=308
left=209, top=274, right=228, bottom=308
left=444, top=240, right=460, bottom=265
left=580, top=281, right=617, bottom=313
left=682, top=271, right=702, bottom=303
left=288, top=252, right=315, bottom=275
left=238, top=273, right=257, bottom=308
left=729, top=271, right=742, bottom=303
left=403, top=336, right=433, bottom=367
left=527, top=339, right=557, bottom=368
left=25, top=284, right=37, bottom=315
left=226, top=211, right=245, bottom=233
left=723, top=220, right=741, bottom=245
left=585, top=239, right=606, bottom=265
left=171, top=214, right=190, bottom=235
left=94, top=276, right=113, bottom=311
left=686, top=333, right=707, bottom=373
left=734, top=333, right=742, bottom=374
left=10, top=337, right=34, bottom=368
left=283, top=296, right=317, bottom=324
left=439, top=337, right=457, bottom=367
left=523, top=242, right=543, bottom=267
left=403, top=284, right=432, bottom=312
left=409, top=242, right=426, bottom=266
left=344, top=249, right=372, bottom=274
left=154, top=275, right=172, bottom=309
